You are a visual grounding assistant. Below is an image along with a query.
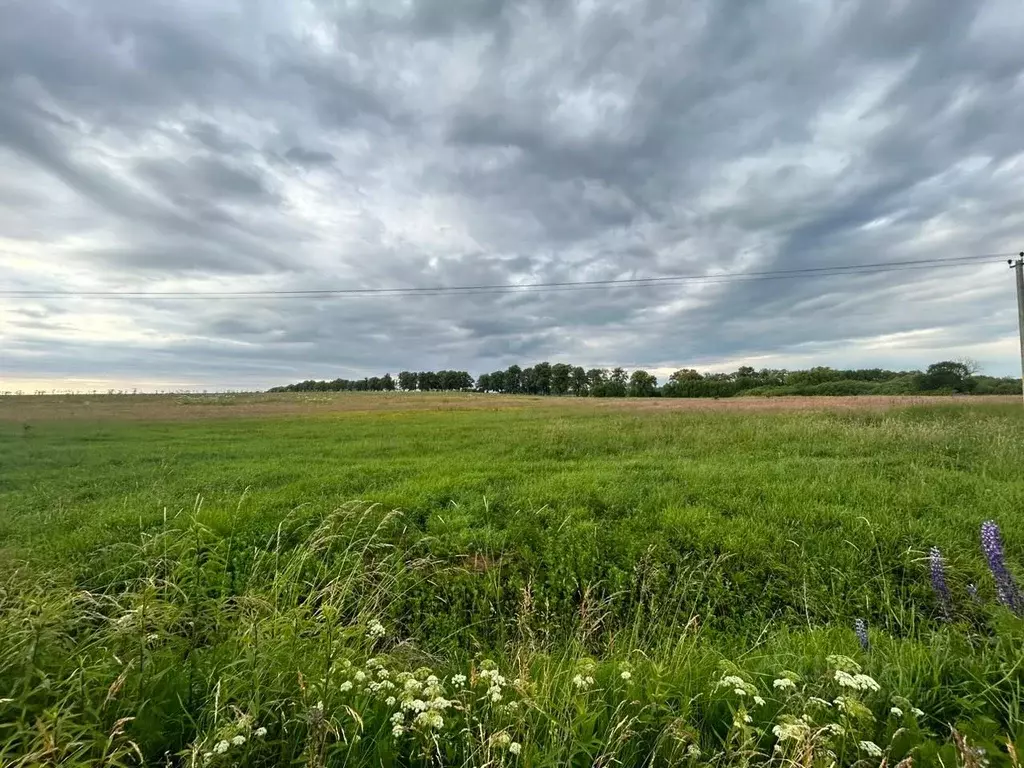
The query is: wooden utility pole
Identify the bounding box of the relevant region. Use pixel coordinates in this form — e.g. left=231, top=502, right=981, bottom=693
left=1014, top=252, right=1024, bottom=405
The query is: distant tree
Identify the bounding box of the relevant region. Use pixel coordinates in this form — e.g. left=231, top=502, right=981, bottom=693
left=398, top=371, right=418, bottom=391
left=787, top=367, right=842, bottom=386
left=569, top=366, right=588, bottom=396
left=923, top=361, right=976, bottom=393
left=551, top=363, right=572, bottom=395
left=533, top=362, right=553, bottom=395
left=628, top=370, right=658, bottom=397
left=607, top=367, right=628, bottom=397
left=521, top=366, right=538, bottom=394
left=489, top=370, right=507, bottom=393
left=381, top=373, right=395, bottom=391
left=477, top=373, right=492, bottom=392
left=663, top=369, right=702, bottom=397
left=735, top=366, right=756, bottom=380
left=505, top=365, right=523, bottom=394
left=587, top=368, right=608, bottom=397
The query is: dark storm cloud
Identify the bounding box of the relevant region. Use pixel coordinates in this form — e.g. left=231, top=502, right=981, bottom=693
left=283, top=147, right=336, bottom=168
left=2, top=0, right=1024, bottom=390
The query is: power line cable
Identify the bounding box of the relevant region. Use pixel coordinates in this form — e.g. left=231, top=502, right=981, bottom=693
left=0, top=252, right=1011, bottom=300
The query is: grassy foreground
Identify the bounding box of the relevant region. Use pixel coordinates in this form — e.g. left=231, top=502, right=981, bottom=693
left=0, top=396, right=1022, bottom=766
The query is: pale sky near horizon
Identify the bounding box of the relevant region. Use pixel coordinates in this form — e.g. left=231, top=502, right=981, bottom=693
left=3, top=0, right=1024, bottom=392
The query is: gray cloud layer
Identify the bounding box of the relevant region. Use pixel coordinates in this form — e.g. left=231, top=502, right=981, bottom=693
left=2, top=0, right=1024, bottom=390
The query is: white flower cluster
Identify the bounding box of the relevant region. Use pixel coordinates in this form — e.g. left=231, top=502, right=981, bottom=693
left=572, top=673, right=595, bottom=690
left=385, top=667, right=454, bottom=734
left=859, top=740, right=883, bottom=757
left=716, top=673, right=758, bottom=698
left=772, top=720, right=811, bottom=743
left=479, top=665, right=507, bottom=702
left=200, top=712, right=265, bottom=762
left=366, top=619, right=386, bottom=640
left=773, top=677, right=796, bottom=691
left=834, top=670, right=881, bottom=692
left=490, top=732, right=523, bottom=756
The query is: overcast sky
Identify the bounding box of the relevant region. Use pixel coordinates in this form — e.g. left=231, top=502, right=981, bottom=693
left=2, top=0, right=1024, bottom=392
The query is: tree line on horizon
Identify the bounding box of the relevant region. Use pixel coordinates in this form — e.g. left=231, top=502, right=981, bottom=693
left=269, top=360, right=1022, bottom=397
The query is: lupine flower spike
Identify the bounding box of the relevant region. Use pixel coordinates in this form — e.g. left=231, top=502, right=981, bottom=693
left=981, top=521, right=1021, bottom=614
left=929, top=546, right=953, bottom=619
left=854, top=618, right=869, bottom=651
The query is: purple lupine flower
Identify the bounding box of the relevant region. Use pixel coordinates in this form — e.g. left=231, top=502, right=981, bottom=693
left=929, top=546, right=953, bottom=619
left=854, top=618, right=869, bottom=650
left=980, top=520, right=1021, bottom=613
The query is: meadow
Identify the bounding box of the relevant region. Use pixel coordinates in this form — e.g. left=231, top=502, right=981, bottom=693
left=0, top=393, right=1021, bottom=766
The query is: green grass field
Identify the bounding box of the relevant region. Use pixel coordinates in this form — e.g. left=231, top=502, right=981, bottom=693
left=1, top=395, right=1022, bottom=766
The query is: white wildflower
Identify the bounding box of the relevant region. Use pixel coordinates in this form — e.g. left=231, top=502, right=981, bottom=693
left=425, top=675, right=439, bottom=686
left=392, top=725, right=404, bottom=737
left=509, top=742, right=522, bottom=756
left=254, top=727, right=267, bottom=739
left=214, top=740, right=230, bottom=755
left=911, top=707, right=925, bottom=718
left=827, top=655, right=861, bottom=674
left=404, top=678, right=422, bottom=694
left=890, top=706, right=904, bottom=717
left=353, top=671, right=367, bottom=683
left=230, top=735, right=245, bottom=747
left=491, top=732, right=512, bottom=748
left=686, top=743, right=702, bottom=759
left=808, top=697, right=832, bottom=708
left=773, top=678, right=796, bottom=691
left=821, top=723, right=844, bottom=736
left=377, top=668, right=390, bottom=679
left=733, top=687, right=748, bottom=697
left=451, top=674, right=467, bottom=686
left=339, top=680, right=353, bottom=692
left=490, top=689, right=502, bottom=703
left=415, top=710, right=444, bottom=729
left=620, top=670, right=632, bottom=681
left=718, top=675, right=747, bottom=689
left=853, top=674, right=880, bottom=692
left=428, top=697, right=452, bottom=710
left=385, top=696, right=396, bottom=706
left=834, top=670, right=857, bottom=688
left=366, top=620, right=386, bottom=640
left=753, top=695, right=766, bottom=707
left=859, top=740, right=883, bottom=757
left=391, top=712, right=405, bottom=724
left=773, top=721, right=810, bottom=742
